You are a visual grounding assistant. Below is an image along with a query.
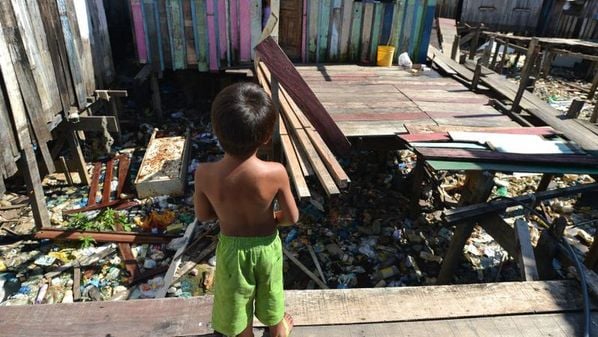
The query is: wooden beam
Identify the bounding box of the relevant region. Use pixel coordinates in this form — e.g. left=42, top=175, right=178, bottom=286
left=156, top=219, right=198, bottom=298
left=443, top=183, right=598, bottom=224
left=512, top=38, right=539, bottom=113
left=591, top=101, right=598, bottom=124
left=415, top=147, right=598, bottom=167
left=450, top=34, right=460, bottom=61
left=589, top=68, right=598, bottom=100
left=66, top=131, right=90, bottom=185
left=471, top=59, right=482, bottom=92
left=20, top=146, right=50, bottom=229
left=468, top=27, right=481, bottom=60
left=481, top=36, right=494, bottom=66
left=283, top=248, right=329, bottom=289
left=34, top=228, right=177, bottom=244
left=437, top=171, right=495, bottom=284
left=59, top=156, right=73, bottom=185
left=255, top=37, right=351, bottom=156
left=69, top=116, right=119, bottom=132
left=514, top=218, right=539, bottom=281
left=0, top=280, right=585, bottom=336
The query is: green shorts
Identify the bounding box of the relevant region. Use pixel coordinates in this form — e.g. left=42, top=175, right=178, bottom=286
left=211, top=231, right=285, bottom=337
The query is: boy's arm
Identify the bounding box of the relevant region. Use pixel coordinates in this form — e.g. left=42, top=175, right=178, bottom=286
left=274, top=164, right=299, bottom=225
left=194, top=166, right=217, bottom=221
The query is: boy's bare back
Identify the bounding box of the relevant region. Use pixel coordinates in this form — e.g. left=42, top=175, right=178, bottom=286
left=194, top=153, right=298, bottom=237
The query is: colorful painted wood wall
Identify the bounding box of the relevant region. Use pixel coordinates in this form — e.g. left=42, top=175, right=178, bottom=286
left=302, top=0, right=436, bottom=64
left=130, top=0, right=436, bottom=71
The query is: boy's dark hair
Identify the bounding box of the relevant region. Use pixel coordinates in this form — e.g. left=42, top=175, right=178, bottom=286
left=211, top=82, right=276, bottom=158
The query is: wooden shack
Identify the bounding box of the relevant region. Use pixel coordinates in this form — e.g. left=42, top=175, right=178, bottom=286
left=459, top=0, right=544, bottom=33
left=0, top=0, right=115, bottom=226
left=129, top=0, right=437, bottom=71
left=538, top=0, right=598, bottom=39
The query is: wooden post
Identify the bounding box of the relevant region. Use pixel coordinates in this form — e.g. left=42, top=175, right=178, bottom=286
left=437, top=171, right=495, bottom=284
left=271, top=77, right=282, bottom=162
left=468, top=27, right=480, bottom=60
left=536, top=173, right=554, bottom=192
left=451, top=34, right=460, bottom=61
left=490, top=39, right=500, bottom=69
left=59, top=156, right=74, bottom=185
left=481, top=36, right=494, bottom=66
left=20, top=145, right=50, bottom=229
left=512, top=52, right=521, bottom=71
left=511, top=38, right=539, bottom=113
left=589, top=67, right=598, bottom=100
left=541, top=50, right=554, bottom=78
left=514, top=218, right=539, bottom=281
left=471, top=59, right=482, bottom=92
left=66, top=131, right=90, bottom=185
left=565, top=99, right=585, bottom=119
left=496, top=40, right=509, bottom=72
left=591, top=103, right=598, bottom=123
left=535, top=216, right=566, bottom=279
left=409, top=155, right=426, bottom=218
left=150, top=72, right=162, bottom=119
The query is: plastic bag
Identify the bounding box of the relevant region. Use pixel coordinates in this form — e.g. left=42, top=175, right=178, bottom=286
left=398, top=52, right=413, bottom=69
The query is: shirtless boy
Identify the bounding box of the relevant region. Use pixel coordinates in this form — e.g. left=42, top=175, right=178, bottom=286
left=194, top=82, right=299, bottom=337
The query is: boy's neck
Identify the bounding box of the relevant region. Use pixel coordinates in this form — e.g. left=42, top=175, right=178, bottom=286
left=223, top=151, right=258, bottom=164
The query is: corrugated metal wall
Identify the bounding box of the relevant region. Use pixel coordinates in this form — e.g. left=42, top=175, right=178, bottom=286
left=130, top=0, right=437, bottom=70
left=539, top=0, right=598, bottom=39
left=460, top=0, right=543, bottom=33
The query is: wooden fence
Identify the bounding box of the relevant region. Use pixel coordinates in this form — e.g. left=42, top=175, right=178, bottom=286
left=0, top=0, right=114, bottom=194
left=538, top=0, right=598, bottom=39
left=129, top=0, right=437, bottom=71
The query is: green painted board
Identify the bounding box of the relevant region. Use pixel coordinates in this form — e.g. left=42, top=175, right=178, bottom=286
left=369, top=3, right=384, bottom=63
left=400, top=0, right=415, bottom=56
left=317, top=0, right=331, bottom=63
left=427, top=160, right=598, bottom=175
left=167, top=0, right=186, bottom=70
left=409, top=0, right=425, bottom=57
left=191, top=0, right=208, bottom=71
left=348, top=1, right=362, bottom=61
left=249, top=0, right=261, bottom=59
left=328, top=0, right=341, bottom=61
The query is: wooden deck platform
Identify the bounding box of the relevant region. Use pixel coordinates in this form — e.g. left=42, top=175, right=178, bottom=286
left=296, top=64, right=519, bottom=137
left=0, top=280, right=594, bottom=337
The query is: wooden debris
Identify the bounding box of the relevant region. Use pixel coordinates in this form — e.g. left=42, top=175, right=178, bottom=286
left=283, top=248, right=329, bottom=289
left=514, top=219, right=539, bottom=281
left=34, top=228, right=176, bottom=244
left=307, top=244, right=326, bottom=284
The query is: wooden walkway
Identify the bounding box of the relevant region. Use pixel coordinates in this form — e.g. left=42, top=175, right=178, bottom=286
left=296, top=64, right=519, bottom=137
left=0, top=280, right=594, bottom=337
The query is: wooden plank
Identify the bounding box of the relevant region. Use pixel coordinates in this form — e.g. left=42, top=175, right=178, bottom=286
left=328, top=0, right=341, bottom=62
left=437, top=171, right=495, bottom=284
left=348, top=0, right=362, bottom=61
left=157, top=0, right=171, bottom=68
left=255, top=37, right=351, bottom=156
left=73, top=0, right=95, bottom=95
left=514, top=218, right=539, bottom=281
left=368, top=2, right=383, bottom=63
left=249, top=0, right=261, bottom=60
left=0, top=281, right=589, bottom=336
left=0, top=90, right=18, bottom=178
left=155, top=219, right=198, bottom=298
left=238, top=0, right=250, bottom=62
left=204, top=0, right=218, bottom=70
left=167, top=0, right=186, bottom=70
left=38, top=0, right=75, bottom=111
left=183, top=0, right=197, bottom=67
left=281, top=122, right=311, bottom=199
left=142, top=0, right=161, bottom=72
left=512, top=38, right=539, bottom=113
left=415, top=147, right=598, bottom=167
left=283, top=248, right=329, bottom=289
left=338, top=0, right=352, bottom=62
left=12, top=0, right=61, bottom=122
left=34, top=228, right=176, bottom=244
left=56, top=0, right=87, bottom=108
left=130, top=0, right=148, bottom=63
left=359, top=2, right=373, bottom=63
left=191, top=0, right=208, bottom=71
left=216, top=0, right=227, bottom=66
left=317, top=0, right=331, bottom=63
left=102, top=158, right=114, bottom=203
left=87, top=162, right=102, bottom=206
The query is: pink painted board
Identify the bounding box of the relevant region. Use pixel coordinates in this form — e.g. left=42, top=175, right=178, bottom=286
left=218, top=0, right=227, bottom=63
left=206, top=0, right=218, bottom=70
left=230, top=0, right=239, bottom=60
left=239, top=0, right=251, bottom=62
left=301, top=0, right=307, bottom=63
left=130, top=0, right=147, bottom=63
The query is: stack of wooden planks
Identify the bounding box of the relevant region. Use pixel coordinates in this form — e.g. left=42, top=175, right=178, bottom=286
left=255, top=61, right=349, bottom=199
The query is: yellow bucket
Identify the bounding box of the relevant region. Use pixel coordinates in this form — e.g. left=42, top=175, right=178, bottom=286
left=376, top=45, right=395, bottom=67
